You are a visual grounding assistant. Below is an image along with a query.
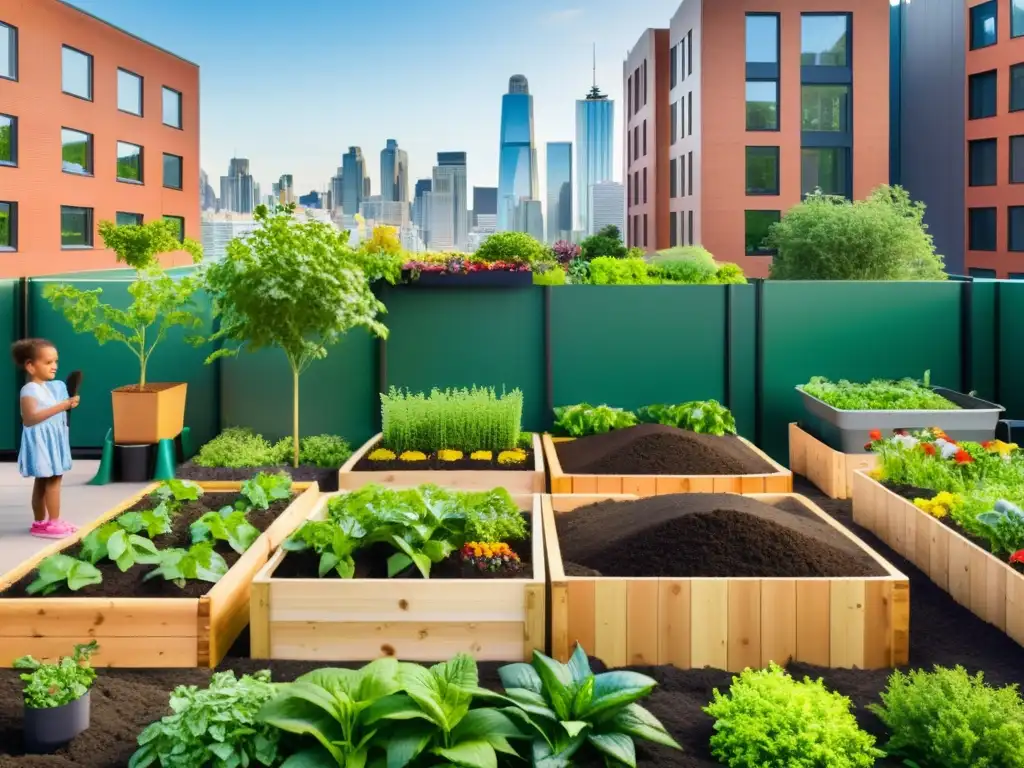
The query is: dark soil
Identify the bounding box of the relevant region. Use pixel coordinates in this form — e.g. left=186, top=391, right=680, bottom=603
left=557, top=493, right=884, bottom=577
left=353, top=440, right=534, bottom=473
left=555, top=424, right=776, bottom=476
left=1, top=494, right=295, bottom=600
left=176, top=462, right=340, bottom=492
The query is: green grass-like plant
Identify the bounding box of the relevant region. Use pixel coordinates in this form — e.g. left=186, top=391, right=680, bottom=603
left=802, top=374, right=959, bottom=411
left=194, top=428, right=351, bottom=468
left=380, top=386, right=523, bottom=453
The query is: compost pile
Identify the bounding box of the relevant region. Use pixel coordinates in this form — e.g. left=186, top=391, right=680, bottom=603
left=555, top=424, right=775, bottom=475
left=557, top=493, right=885, bottom=578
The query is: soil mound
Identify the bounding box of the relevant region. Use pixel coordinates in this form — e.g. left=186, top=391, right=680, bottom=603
left=556, top=493, right=884, bottom=577
left=555, top=424, right=775, bottom=475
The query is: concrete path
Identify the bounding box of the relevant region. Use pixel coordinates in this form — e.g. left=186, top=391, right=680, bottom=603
left=0, top=461, right=148, bottom=575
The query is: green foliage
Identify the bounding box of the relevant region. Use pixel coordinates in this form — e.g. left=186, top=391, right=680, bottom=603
left=649, top=247, right=718, bottom=284
left=143, top=542, right=229, bottom=588
left=635, top=400, right=737, bottom=436
left=767, top=185, right=947, bottom=280
left=240, top=471, right=293, bottom=510
left=190, top=509, right=261, bottom=555
left=580, top=225, right=627, bottom=260
left=195, top=428, right=352, bottom=469
left=715, top=263, right=747, bottom=284
left=155, top=478, right=205, bottom=506
left=462, top=488, right=526, bottom=542
left=25, top=553, right=103, bottom=596
left=869, top=665, right=1024, bottom=768
left=802, top=375, right=958, bottom=410
left=14, top=641, right=99, bottom=709
left=587, top=256, right=654, bottom=285
left=553, top=404, right=638, bottom=437
left=533, top=264, right=567, bottom=285
left=77, top=523, right=162, bottom=572
left=975, top=500, right=1024, bottom=557
left=380, top=386, right=523, bottom=453
left=282, top=516, right=365, bottom=578
left=288, top=434, right=352, bottom=468
left=566, top=257, right=590, bottom=284
left=474, top=231, right=548, bottom=264
left=704, top=663, right=882, bottom=767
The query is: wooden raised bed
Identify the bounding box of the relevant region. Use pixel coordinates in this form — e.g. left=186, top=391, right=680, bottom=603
left=338, top=432, right=545, bottom=493
left=545, top=493, right=909, bottom=671
left=0, top=482, right=320, bottom=668
left=251, top=493, right=545, bottom=662
left=789, top=423, right=877, bottom=500
left=851, top=470, right=1024, bottom=646
left=543, top=434, right=792, bottom=495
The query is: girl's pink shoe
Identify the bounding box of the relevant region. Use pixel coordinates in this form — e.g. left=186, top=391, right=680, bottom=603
left=30, top=520, right=70, bottom=539
left=49, top=519, right=78, bottom=533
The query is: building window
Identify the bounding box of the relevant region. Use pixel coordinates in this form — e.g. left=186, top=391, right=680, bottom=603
left=116, top=212, right=143, bottom=227
left=627, top=131, right=631, bottom=167
left=686, top=30, right=692, bottom=76
left=643, top=167, right=648, bottom=204
left=116, top=142, right=143, bottom=183
left=163, top=153, right=183, bottom=190
left=688, top=150, right=693, bottom=196
left=680, top=154, right=686, bottom=197
left=681, top=38, right=687, bottom=83
left=801, top=14, right=850, bottom=66
left=1010, top=206, right=1024, bottom=251
left=671, top=101, right=678, bottom=145
left=968, top=207, right=997, bottom=251
left=670, top=210, right=677, bottom=246
left=1014, top=0, right=1024, bottom=38
left=670, top=158, right=677, bottom=197
left=643, top=213, right=648, bottom=247
left=746, top=146, right=780, bottom=195
left=680, top=95, right=686, bottom=138
left=62, top=46, right=93, bottom=100
left=971, top=268, right=999, bottom=278
left=688, top=210, right=693, bottom=244
left=671, top=44, right=678, bottom=89
left=117, top=69, right=143, bottom=116
left=801, top=85, right=849, bottom=131
left=0, top=22, right=16, bottom=81
left=61, top=206, right=93, bottom=248
left=61, top=128, right=92, bottom=175
left=970, top=70, right=998, bottom=119
left=746, top=81, right=778, bottom=131
left=643, top=119, right=647, bottom=155
left=162, top=87, right=182, bottom=129
left=970, top=1, right=998, bottom=50
left=969, top=138, right=998, bottom=186
left=633, top=126, right=639, bottom=160
left=746, top=14, right=778, bottom=65
left=0, top=114, right=15, bottom=166
left=687, top=94, right=692, bottom=136
left=745, top=210, right=780, bottom=255
left=633, top=171, right=639, bottom=205
left=1011, top=136, right=1024, bottom=183
left=643, top=59, right=647, bottom=105
left=801, top=147, right=850, bottom=197
left=627, top=75, right=632, bottom=117
left=626, top=175, right=631, bottom=207
left=1011, top=65, right=1024, bottom=112
left=163, top=215, right=184, bottom=242
left=0, top=201, right=15, bottom=249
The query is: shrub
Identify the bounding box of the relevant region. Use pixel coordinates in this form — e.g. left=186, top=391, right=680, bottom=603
left=380, top=386, right=523, bottom=453
left=533, top=265, right=566, bottom=285
left=588, top=256, right=653, bottom=285
left=580, top=225, right=627, bottom=260
left=289, top=434, right=352, bottom=468
left=551, top=240, right=581, bottom=264
left=869, top=665, right=1024, bottom=768
left=474, top=231, right=547, bottom=264
left=704, top=663, right=883, bottom=767
left=715, top=263, right=747, bottom=284
left=195, top=428, right=352, bottom=468
left=653, top=254, right=718, bottom=284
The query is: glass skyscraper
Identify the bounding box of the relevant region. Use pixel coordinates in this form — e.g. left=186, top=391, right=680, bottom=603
left=546, top=142, right=572, bottom=243
left=497, top=74, right=539, bottom=232
left=341, top=146, right=366, bottom=216
left=575, top=85, right=614, bottom=234
left=380, top=139, right=409, bottom=203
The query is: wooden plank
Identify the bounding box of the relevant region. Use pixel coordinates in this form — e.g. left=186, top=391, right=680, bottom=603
left=792, top=424, right=876, bottom=500
left=727, top=580, right=761, bottom=672
left=789, top=423, right=807, bottom=475
left=625, top=580, right=659, bottom=665
left=829, top=581, right=866, bottom=668
left=863, top=580, right=893, bottom=668
left=947, top=535, right=973, bottom=607
left=565, top=579, right=596, bottom=662
left=689, top=580, right=728, bottom=670
left=0, top=636, right=198, bottom=667
left=1007, top=570, right=1024, bottom=646
left=622, top=476, right=658, bottom=496
left=250, top=580, right=271, bottom=659
left=0, top=599, right=199, bottom=638
left=549, top=583, right=569, bottom=661
left=760, top=579, right=797, bottom=666
left=594, top=580, right=628, bottom=667
left=657, top=579, right=690, bottom=668
left=891, top=580, right=910, bottom=666
left=261, top=484, right=321, bottom=550
left=523, top=584, right=545, bottom=660
left=795, top=580, right=831, bottom=665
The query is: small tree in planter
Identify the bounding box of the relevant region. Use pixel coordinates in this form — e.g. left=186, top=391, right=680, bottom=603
left=43, top=220, right=204, bottom=444
left=14, top=640, right=99, bottom=753
left=203, top=204, right=388, bottom=467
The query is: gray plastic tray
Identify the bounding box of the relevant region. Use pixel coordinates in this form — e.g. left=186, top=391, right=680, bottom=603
left=796, top=386, right=1004, bottom=453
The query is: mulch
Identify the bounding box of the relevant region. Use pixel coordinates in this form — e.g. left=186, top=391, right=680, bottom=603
left=352, top=441, right=535, bottom=473
left=554, top=424, right=776, bottom=476
left=176, top=462, right=340, bottom=492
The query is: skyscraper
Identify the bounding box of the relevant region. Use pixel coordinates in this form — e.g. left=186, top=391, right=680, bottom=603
left=330, top=167, right=343, bottom=213
left=432, top=152, right=469, bottom=250
left=278, top=174, right=294, bottom=204
left=341, top=147, right=366, bottom=216
left=497, top=75, right=539, bottom=232
left=381, top=139, right=410, bottom=203
left=589, top=180, right=625, bottom=236
left=472, top=187, right=497, bottom=227
left=546, top=142, right=573, bottom=243
left=576, top=51, right=614, bottom=235
left=219, top=158, right=255, bottom=214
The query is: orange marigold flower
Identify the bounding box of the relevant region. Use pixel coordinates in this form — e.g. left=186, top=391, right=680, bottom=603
left=922, top=443, right=936, bottom=456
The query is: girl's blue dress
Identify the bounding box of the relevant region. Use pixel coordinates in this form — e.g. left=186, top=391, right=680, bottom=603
left=18, top=381, right=73, bottom=479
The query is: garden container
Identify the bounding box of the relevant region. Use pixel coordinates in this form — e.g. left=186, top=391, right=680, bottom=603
left=402, top=270, right=533, bottom=288
left=23, top=692, right=90, bottom=753
left=796, top=386, right=1004, bottom=453
left=112, top=382, right=187, bottom=444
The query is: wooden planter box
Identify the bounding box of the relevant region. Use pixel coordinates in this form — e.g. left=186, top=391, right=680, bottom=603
left=545, top=493, right=909, bottom=671
left=543, top=434, right=793, bottom=495
left=851, top=471, right=1024, bottom=646
left=789, top=423, right=877, bottom=500
left=251, top=493, right=546, bottom=662
left=0, top=482, right=320, bottom=668
left=338, top=433, right=545, bottom=493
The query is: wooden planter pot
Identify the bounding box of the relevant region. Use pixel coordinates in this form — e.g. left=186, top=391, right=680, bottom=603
left=251, top=493, right=546, bottom=662
left=543, top=434, right=793, bottom=496
left=0, top=482, right=320, bottom=668
left=112, top=382, right=187, bottom=444
left=338, top=433, right=545, bottom=493
left=789, top=423, right=877, bottom=500
left=851, top=471, right=1024, bottom=646
left=545, top=493, right=909, bottom=671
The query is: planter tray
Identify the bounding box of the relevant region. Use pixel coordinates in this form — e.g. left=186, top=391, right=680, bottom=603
left=797, top=385, right=1004, bottom=454
left=250, top=493, right=545, bottom=662
left=402, top=270, right=533, bottom=288
left=338, top=433, right=546, bottom=493
left=543, top=434, right=792, bottom=495
left=0, top=482, right=321, bottom=668
left=789, top=423, right=877, bottom=500
left=851, top=471, right=1024, bottom=647
left=545, top=493, right=909, bottom=671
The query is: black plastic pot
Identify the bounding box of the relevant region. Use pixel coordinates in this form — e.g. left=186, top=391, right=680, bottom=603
left=23, top=692, right=90, bottom=753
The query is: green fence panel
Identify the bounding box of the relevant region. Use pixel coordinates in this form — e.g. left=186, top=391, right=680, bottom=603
left=727, top=284, right=757, bottom=439
left=971, top=280, right=996, bottom=402
left=997, top=281, right=1024, bottom=420
left=0, top=280, right=19, bottom=452
left=761, top=281, right=962, bottom=463
left=383, top=285, right=546, bottom=432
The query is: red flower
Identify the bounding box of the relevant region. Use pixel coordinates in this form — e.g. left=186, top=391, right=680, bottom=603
left=868, top=429, right=882, bottom=442
left=922, top=443, right=936, bottom=456
left=1010, top=550, right=1024, bottom=565
left=863, top=442, right=872, bottom=451
left=981, top=441, right=993, bottom=449
left=954, top=449, right=973, bottom=464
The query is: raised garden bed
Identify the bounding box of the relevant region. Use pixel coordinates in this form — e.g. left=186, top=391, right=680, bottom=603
left=545, top=491, right=909, bottom=670
left=0, top=480, right=320, bottom=668
left=544, top=424, right=792, bottom=494
left=789, top=422, right=877, bottom=500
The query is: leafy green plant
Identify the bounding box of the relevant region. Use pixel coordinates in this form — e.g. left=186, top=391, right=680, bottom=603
left=190, top=509, right=261, bottom=554
left=704, top=663, right=882, bottom=767
left=566, top=257, right=590, bottom=284
left=553, top=403, right=637, bottom=437
left=282, top=517, right=365, bottom=578
left=463, top=488, right=527, bottom=542
left=587, top=256, right=653, bottom=285
left=193, top=427, right=282, bottom=468
left=533, top=264, right=567, bottom=285
left=116, top=507, right=173, bottom=538
left=25, top=554, right=103, bottom=595
left=290, top=434, right=352, bottom=468
left=14, top=641, right=99, bottom=709
left=130, top=670, right=281, bottom=768
left=240, top=472, right=293, bottom=510
left=801, top=375, right=958, bottom=411
left=715, top=263, right=747, bottom=284
left=636, top=400, right=737, bottom=436
left=154, top=478, right=204, bottom=507
left=580, top=225, right=627, bottom=260
left=380, top=386, right=524, bottom=453
left=869, top=665, right=1024, bottom=768
left=143, top=542, right=229, bottom=588
left=974, top=499, right=1024, bottom=557
left=78, top=522, right=162, bottom=571
left=474, top=231, right=548, bottom=264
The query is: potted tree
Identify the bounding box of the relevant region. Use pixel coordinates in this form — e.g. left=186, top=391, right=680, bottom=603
left=14, top=641, right=98, bottom=753
left=44, top=220, right=204, bottom=444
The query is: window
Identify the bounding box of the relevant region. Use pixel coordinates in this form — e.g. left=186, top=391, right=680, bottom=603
left=680, top=95, right=686, bottom=138
left=163, top=215, right=184, bottom=242
left=670, top=158, right=677, bottom=197
left=61, top=128, right=92, bottom=175
left=686, top=30, right=692, bottom=76
left=0, top=22, right=16, bottom=80
left=671, top=44, right=678, bottom=89
left=163, top=153, right=183, bottom=190
left=116, top=212, right=143, bottom=227
left=801, top=14, right=849, bottom=66
left=62, top=46, right=93, bottom=100
left=116, top=142, right=143, bottom=183
left=970, top=70, right=998, bottom=119
left=688, top=150, right=693, bottom=196
left=1014, top=0, right=1024, bottom=38
left=633, top=126, right=639, bottom=160
left=627, top=75, right=632, bottom=117
left=968, top=207, right=997, bottom=251
left=643, top=60, right=647, bottom=105
left=681, top=38, right=687, bottom=82
left=746, top=14, right=778, bottom=64
left=643, top=213, right=648, bottom=247
left=969, top=139, right=997, bottom=186
left=670, top=210, right=677, bottom=246
left=680, top=154, right=686, bottom=196
left=0, top=114, right=15, bottom=166
left=687, top=95, right=692, bottom=136
left=1011, top=272, right=1024, bottom=279
left=746, top=81, right=778, bottom=130
left=627, top=131, right=631, bottom=167
left=162, top=87, right=182, bottom=129
left=746, top=147, right=780, bottom=195
left=627, top=174, right=631, bottom=206
left=801, top=147, right=850, bottom=197
left=971, top=268, right=999, bottom=278
left=1011, top=135, right=1024, bottom=183
left=0, top=201, right=15, bottom=249
left=633, top=171, right=639, bottom=205
left=643, top=119, right=647, bottom=155
left=671, top=101, right=678, bottom=145
left=802, top=85, right=849, bottom=131
left=118, top=69, right=143, bottom=116
left=1010, top=206, right=1024, bottom=251
left=687, top=210, right=693, bottom=244
left=1011, top=65, right=1024, bottom=112
left=61, top=206, right=93, bottom=248
left=970, top=1, right=997, bottom=50
left=643, top=167, right=647, bottom=204
left=745, top=210, right=779, bottom=255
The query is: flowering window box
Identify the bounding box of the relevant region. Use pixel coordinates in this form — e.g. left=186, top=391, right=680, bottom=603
left=402, top=259, right=533, bottom=288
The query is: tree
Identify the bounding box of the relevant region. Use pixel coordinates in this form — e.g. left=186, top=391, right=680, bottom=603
left=203, top=204, right=388, bottom=467
left=580, top=225, right=627, bottom=260
left=474, top=231, right=547, bottom=263
left=44, top=219, right=204, bottom=389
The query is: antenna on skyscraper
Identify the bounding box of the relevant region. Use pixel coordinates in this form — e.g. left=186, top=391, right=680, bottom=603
left=592, top=43, right=596, bottom=88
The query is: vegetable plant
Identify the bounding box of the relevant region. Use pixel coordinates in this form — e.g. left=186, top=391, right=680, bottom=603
left=553, top=404, right=637, bottom=437
left=282, top=517, right=365, bottom=578
left=975, top=499, right=1024, bottom=559
left=463, top=487, right=527, bottom=542
left=78, top=524, right=161, bottom=571
left=635, top=400, right=737, bottom=436
left=240, top=471, right=293, bottom=510
left=154, top=478, right=204, bottom=507
left=801, top=374, right=958, bottom=411
left=25, top=554, right=102, bottom=595
left=14, top=641, right=99, bottom=709
left=194, top=429, right=353, bottom=469
left=190, top=509, right=261, bottom=555
left=143, top=542, right=229, bottom=588
left=380, top=386, right=524, bottom=453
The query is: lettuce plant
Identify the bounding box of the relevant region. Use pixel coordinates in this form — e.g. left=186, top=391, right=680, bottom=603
left=240, top=471, right=293, bottom=510
left=14, top=640, right=98, bottom=709
left=143, top=542, right=228, bottom=588
left=553, top=404, right=637, bottom=437
left=190, top=509, right=261, bottom=555
left=636, top=400, right=737, bottom=436
left=801, top=374, right=957, bottom=411
left=282, top=517, right=365, bottom=578
left=975, top=499, right=1024, bottom=558
left=154, top=478, right=204, bottom=507
left=26, top=554, right=102, bottom=595
left=79, top=521, right=162, bottom=571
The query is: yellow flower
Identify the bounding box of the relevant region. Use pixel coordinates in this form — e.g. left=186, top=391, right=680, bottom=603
left=368, top=448, right=396, bottom=461
left=986, top=440, right=1018, bottom=456
left=497, top=450, right=526, bottom=465
left=930, top=505, right=948, bottom=519
left=399, top=451, right=427, bottom=462
left=437, top=449, right=464, bottom=462
left=470, top=451, right=493, bottom=461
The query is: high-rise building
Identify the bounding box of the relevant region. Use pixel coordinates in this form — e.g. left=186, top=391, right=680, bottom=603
left=576, top=52, right=615, bottom=235
left=278, top=174, right=294, bottom=204
left=298, top=190, right=322, bottom=208
left=546, top=142, right=573, bottom=243
left=589, top=181, right=626, bottom=236
left=432, top=152, right=469, bottom=250
left=201, top=213, right=259, bottom=261
left=359, top=195, right=410, bottom=228
left=330, top=168, right=343, bottom=212
left=381, top=139, right=409, bottom=202
left=516, top=199, right=544, bottom=242
left=497, top=75, right=540, bottom=231
left=472, top=187, right=497, bottom=227
left=200, top=169, right=217, bottom=211
left=221, top=158, right=256, bottom=215
left=341, top=147, right=366, bottom=216
left=413, top=178, right=432, bottom=242
left=363, top=176, right=371, bottom=198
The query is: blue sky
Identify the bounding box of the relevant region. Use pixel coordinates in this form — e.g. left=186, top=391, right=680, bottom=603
left=66, top=0, right=682, bottom=198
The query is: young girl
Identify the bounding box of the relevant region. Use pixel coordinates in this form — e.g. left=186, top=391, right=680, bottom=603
left=13, top=339, right=79, bottom=539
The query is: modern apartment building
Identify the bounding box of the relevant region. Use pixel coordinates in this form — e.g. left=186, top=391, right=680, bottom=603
left=0, top=0, right=200, bottom=277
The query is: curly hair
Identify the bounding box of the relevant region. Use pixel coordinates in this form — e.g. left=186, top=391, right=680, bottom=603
left=11, top=338, right=55, bottom=369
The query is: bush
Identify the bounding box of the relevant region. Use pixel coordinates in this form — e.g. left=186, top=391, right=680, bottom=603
left=580, top=225, right=627, bottom=260
left=194, top=428, right=352, bottom=468
left=652, top=247, right=718, bottom=284
left=704, top=663, right=883, bottom=767
left=380, top=386, right=524, bottom=453
left=869, top=665, right=1024, bottom=768
left=533, top=265, right=566, bottom=285
left=473, top=231, right=546, bottom=264
left=588, top=256, right=653, bottom=285
left=767, top=185, right=947, bottom=280
left=715, top=262, right=747, bottom=284
left=551, top=240, right=581, bottom=264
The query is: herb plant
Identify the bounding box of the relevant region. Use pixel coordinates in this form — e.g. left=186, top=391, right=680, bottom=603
left=553, top=404, right=637, bottom=437
left=25, top=554, right=102, bottom=595
left=14, top=641, right=99, bottom=709
left=801, top=374, right=958, bottom=411
left=463, top=488, right=527, bottom=542
left=193, top=428, right=353, bottom=469
left=380, top=386, right=524, bottom=453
